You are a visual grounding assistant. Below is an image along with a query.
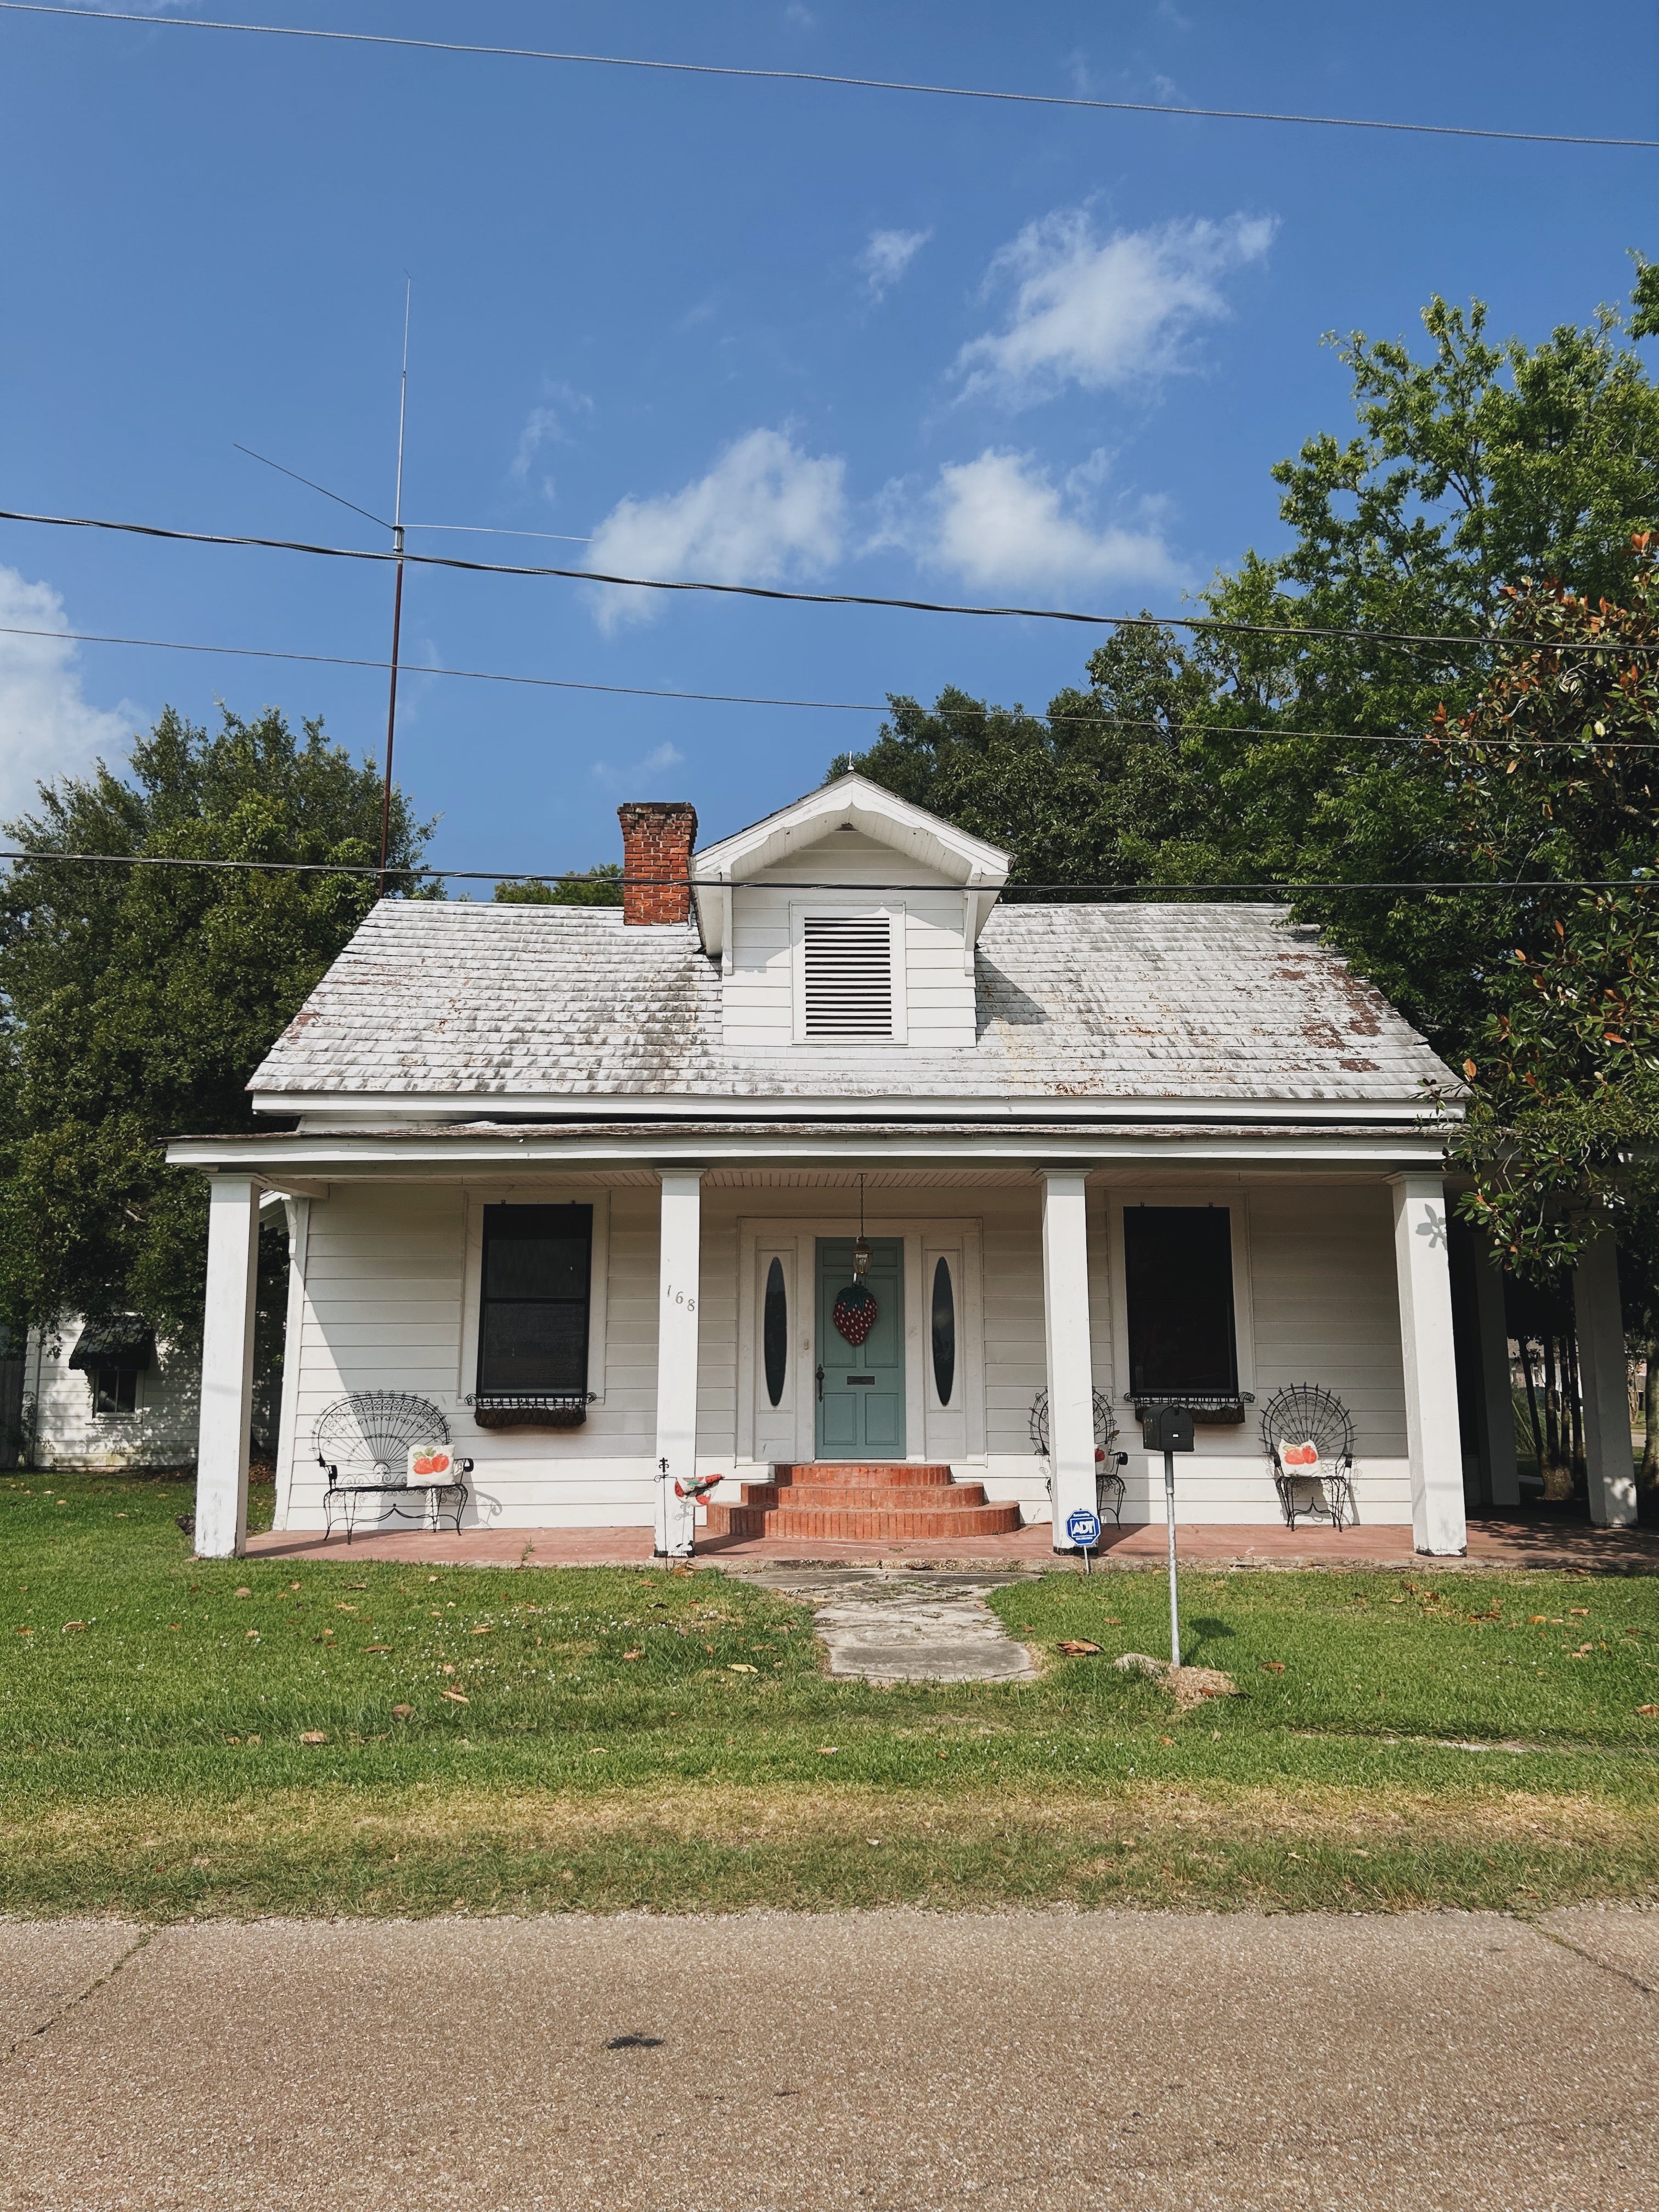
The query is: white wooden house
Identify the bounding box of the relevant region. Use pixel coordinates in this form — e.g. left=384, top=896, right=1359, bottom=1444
left=168, top=776, right=1639, bottom=1559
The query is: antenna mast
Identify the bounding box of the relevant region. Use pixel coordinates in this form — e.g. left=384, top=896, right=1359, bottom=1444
left=377, top=279, right=411, bottom=895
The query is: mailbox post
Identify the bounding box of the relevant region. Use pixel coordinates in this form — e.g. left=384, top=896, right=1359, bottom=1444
left=1141, top=1403, right=1195, bottom=1668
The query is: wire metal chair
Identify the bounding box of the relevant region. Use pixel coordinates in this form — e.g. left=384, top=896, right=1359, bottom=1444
left=1258, top=1384, right=1356, bottom=1531
left=313, top=1392, right=472, bottom=1541
left=1030, top=1387, right=1128, bottom=1525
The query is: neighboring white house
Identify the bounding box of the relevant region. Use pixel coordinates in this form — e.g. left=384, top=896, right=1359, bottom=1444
left=166, top=775, right=1638, bottom=1560
left=22, top=1314, right=199, bottom=1472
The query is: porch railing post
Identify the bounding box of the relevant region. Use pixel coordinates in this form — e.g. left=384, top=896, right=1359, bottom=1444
left=654, top=1169, right=705, bottom=1559
left=1040, top=1169, right=1096, bottom=1549
left=1471, top=1232, right=1520, bottom=1508
left=1575, top=1226, right=1637, bottom=1528
left=194, top=1172, right=262, bottom=1560
left=1388, top=1173, right=1468, bottom=1556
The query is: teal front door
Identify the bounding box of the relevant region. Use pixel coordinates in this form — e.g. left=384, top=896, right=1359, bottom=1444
left=815, top=1238, right=905, bottom=1458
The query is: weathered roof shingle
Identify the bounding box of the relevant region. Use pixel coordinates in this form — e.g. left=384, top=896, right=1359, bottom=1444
left=251, top=900, right=1454, bottom=1108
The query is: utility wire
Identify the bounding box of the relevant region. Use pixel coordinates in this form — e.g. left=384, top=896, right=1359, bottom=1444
left=3, top=504, right=1655, bottom=655
left=1, top=848, right=1652, bottom=896
left=8, top=620, right=1659, bottom=747
left=1, top=3, right=1653, bottom=150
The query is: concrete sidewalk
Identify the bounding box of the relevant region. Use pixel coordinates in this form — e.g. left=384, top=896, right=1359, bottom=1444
left=3, top=1908, right=1654, bottom=2209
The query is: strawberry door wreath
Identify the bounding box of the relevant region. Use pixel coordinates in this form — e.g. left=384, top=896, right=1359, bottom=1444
left=832, top=1280, right=879, bottom=1347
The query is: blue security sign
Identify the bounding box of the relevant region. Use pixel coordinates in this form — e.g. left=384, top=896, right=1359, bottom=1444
left=1065, top=1508, right=1102, bottom=1548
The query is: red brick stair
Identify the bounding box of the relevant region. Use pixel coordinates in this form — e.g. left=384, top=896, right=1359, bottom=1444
left=703, top=1462, right=1023, bottom=1542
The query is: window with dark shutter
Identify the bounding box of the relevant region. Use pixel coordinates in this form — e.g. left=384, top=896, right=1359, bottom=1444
left=477, top=1204, right=593, bottom=1396
left=802, top=913, right=894, bottom=1040
left=1123, top=1206, right=1239, bottom=1399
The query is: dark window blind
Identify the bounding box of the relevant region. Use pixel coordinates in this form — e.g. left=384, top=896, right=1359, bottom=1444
left=1123, top=1206, right=1239, bottom=1399
left=477, top=1204, right=593, bottom=1395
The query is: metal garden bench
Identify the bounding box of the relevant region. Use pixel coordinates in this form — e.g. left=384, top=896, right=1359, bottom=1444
left=314, top=1392, right=473, bottom=1542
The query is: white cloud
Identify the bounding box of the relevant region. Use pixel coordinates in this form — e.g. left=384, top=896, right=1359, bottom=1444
left=955, top=209, right=1276, bottom=408
left=860, top=226, right=932, bottom=300
left=509, top=383, right=591, bottom=499
left=584, top=429, right=846, bottom=631
left=0, top=568, right=139, bottom=822
left=589, top=739, right=686, bottom=792
left=881, top=448, right=1182, bottom=594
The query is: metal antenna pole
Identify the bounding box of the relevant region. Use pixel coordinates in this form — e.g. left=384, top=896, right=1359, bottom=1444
left=378, top=280, right=411, bottom=896
left=1164, top=1444, right=1181, bottom=1668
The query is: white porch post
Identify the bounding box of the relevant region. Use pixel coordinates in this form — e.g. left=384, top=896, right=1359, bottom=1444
left=1472, top=1236, right=1521, bottom=1508
left=653, top=1169, right=704, bottom=1558
left=194, top=1173, right=261, bottom=1560
left=1575, top=1228, right=1636, bottom=1528
left=1040, top=1170, right=1096, bottom=1547
left=1389, top=1174, right=1467, bottom=1555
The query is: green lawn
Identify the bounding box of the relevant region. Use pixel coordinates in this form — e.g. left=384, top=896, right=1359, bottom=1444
left=3, top=1470, right=1657, bottom=1918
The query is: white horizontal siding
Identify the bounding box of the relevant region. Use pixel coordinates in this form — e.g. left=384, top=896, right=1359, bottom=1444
left=722, top=834, right=977, bottom=1052
left=272, top=1173, right=1417, bottom=1532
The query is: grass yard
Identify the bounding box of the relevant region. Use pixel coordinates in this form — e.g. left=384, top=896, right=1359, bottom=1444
left=3, top=1470, right=1658, bottom=1919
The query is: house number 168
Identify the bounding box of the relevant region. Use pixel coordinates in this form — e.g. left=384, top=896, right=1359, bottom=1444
left=665, top=1286, right=696, bottom=1312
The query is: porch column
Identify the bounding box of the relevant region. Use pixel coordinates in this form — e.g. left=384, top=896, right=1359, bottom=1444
left=1472, top=1235, right=1521, bottom=1508
left=1040, top=1170, right=1096, bottom=1547
left=1575, top=1227, right=1636, bottom=1528
left=194, top=1173, right=261, bottom=1560
left=1389, top=1174, right=1467, bottom=1555
left=653, top=1169, right=704, bottom=1559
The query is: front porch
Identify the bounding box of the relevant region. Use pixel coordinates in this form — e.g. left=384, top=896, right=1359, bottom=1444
left=239, top=1514, right=1659, bottom=1575
left=170, top=1130, right=1643, bottom=1567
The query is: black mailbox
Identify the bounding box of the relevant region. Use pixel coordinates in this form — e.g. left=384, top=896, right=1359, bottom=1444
left=1141, top=1404, right=1196, bottom=1453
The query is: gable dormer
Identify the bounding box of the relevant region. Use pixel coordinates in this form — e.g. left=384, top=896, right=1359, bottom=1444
left=691, top=775, right=1011, bottom=1053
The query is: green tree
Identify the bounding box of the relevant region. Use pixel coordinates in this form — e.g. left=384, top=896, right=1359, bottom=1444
left=1441, top=554, right=1659, bottom=1275
left=493, top=862, right=623, bottom=906
left=0, top=706, right=429, bottom=1348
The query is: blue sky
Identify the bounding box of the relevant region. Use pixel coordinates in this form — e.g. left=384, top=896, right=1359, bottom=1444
left=0, top=0, right=1654, bottom=877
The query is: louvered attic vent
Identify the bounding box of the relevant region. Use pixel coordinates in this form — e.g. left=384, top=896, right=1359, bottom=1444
left=802, top=913, right=894, bottom=1039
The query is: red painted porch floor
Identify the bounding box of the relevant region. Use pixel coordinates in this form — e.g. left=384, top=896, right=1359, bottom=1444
left=243, top=1515, right=1659, bottom=1574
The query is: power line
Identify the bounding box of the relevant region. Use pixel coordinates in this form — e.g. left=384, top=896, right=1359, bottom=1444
left=9, top=620, right=1659, bottom=747
left=4, top=503, right=1655, bottom=655
left=1, top=847, right=1652, bottom=896
left=2, top=3, right=1653, bottom=150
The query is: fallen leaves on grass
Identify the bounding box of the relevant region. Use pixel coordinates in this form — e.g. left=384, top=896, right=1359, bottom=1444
left=1261, top=1661, right=1286, bottom=1675
left=1057, top=1640, right=1102, bottom=1656
left=1639, top=1705, right=1659, bottom=1717
left=299, top=1731, right=328, bottom=1746
left=61, top=1621, right=87, bottom=1633
left=391, top=1705, right=414, bottom=1720
left=728, top=1664, right=758, bottom=1673
left=622, top=1650, right=643, bottom=1662
left=440, top=1690, right=470, bottom=1705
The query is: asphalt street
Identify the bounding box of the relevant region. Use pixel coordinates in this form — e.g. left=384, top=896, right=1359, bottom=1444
left=2, top=1905, right=1654, bottom=2210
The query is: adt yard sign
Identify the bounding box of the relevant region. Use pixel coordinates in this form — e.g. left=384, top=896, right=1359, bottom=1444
left=1066, top=1507, right=1102, bottom=1572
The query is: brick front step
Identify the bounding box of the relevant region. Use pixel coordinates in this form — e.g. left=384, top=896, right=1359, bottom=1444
left=702, top=1459, right=1022, bottom=1543
left=771, top=1462, right=955, bottom=1487
left=733, top=1481, right=996, bottom=1514
left=707, top=1502, right=1024, bottom=1541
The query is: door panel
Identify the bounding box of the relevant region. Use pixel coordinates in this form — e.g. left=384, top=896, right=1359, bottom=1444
left=816, top=1238, right=905, bottom=1458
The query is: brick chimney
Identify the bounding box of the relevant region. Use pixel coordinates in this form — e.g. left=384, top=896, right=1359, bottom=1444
left=617, top=800, right=698, bottom=926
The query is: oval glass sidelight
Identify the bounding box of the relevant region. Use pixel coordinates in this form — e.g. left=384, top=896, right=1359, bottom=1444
left=930, top=1255, right=956, bottom=1407
left=763, top=1257, right=788, bottom=1408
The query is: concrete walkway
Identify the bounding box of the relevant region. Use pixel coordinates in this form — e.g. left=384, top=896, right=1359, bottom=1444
left=744, top=1567, right=1040, bottom=1684
left=243, top=1514, right=1659, bottom=1575
left=2, top=1908, right=1655, bottom=2209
